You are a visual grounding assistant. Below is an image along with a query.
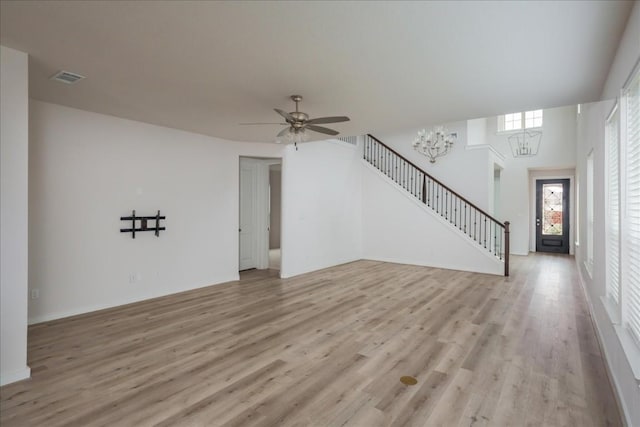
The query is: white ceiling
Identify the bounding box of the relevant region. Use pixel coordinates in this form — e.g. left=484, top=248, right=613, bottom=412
left=0, top=1, right=633, bottom=142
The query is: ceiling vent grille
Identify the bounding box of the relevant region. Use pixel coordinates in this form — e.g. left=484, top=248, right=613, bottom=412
left=50, top=70, right=85, bottom=84
left=338, top=135, right=358, bottom=145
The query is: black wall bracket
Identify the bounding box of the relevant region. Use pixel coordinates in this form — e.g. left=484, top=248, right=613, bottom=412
left=120, top=210, right=166, bottom=238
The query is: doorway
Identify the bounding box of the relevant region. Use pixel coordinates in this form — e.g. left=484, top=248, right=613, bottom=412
left=268, top=164, right=281, bottom=270
left=239, top=157, right=282, bottom=272
left=493, top=166, right=502, bottom=218
left=535, top=179, right=570, bottom=254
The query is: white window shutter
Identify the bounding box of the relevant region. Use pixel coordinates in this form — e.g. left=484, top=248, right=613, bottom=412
left=623, top=67, right=640, bottom=344
left=606, top=106, right=621, bottom=306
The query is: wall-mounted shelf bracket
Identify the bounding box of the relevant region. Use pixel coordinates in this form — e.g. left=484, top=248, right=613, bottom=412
left=120, top=210, right=166, bottom=238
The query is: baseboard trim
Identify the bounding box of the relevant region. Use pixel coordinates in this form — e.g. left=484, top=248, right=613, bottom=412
left=28, top=275, right=240, bottom=325
left=361, top=256, right=503, bottom=276
left=575, top=262, right=632, bottom=427
left=280, top=257, right=361, bottom=279
left=0, top=366, right=31, bottom=386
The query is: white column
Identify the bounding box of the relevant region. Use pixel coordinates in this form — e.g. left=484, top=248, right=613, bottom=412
left=1, top=45, right=30, bottom=385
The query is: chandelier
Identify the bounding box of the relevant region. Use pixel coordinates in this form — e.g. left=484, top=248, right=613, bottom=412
left=507, top=130, right=542, bottom=157
left=412, top=126, right=456, bottom=163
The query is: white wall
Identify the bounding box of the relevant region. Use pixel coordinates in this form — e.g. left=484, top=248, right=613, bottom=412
left=29, top=101, right=284, bottom=323
left=575, top=3, right=640, bottom=425
left=485, top=105, right=577, bottom=255
left=0, top=46, right=31, bottom=385
left=601, top=1, right=640, bottom=100
left=280, top=139, right=362, bottom=278
left=467, top=118, right=487, bottom=146
left=362, top=162, right=503, bottom=276
left=29, top=101, right=365, bottom=322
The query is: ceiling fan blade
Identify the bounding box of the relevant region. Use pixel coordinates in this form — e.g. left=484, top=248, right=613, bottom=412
left=306, top=124, right=339, bottom=136
left=274, top=108, right=295, bottom=123
left=239, top=122, right=288, bottom=125
left=306, top=116, right=350, bottom=125
left=277, top=127, right=292, bottom=137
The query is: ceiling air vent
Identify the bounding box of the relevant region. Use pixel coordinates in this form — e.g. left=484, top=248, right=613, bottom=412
left=50, top=70, right=85, bottom=85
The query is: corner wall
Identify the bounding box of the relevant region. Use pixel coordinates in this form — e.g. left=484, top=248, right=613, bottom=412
left=601, top=1, right=640, bottom=100
left=28, top=101, right=364, bottom=323
left=0, top=46, right=31, bottom=385
left=280, top=139, right=363, bottom=277
left=28, top=100, right=284, bottom=323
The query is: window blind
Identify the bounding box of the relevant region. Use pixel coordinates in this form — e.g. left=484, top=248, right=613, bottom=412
left=606, top=106, right=620, bottom=305
left=624, top=68, right=640, bottom=344
left=587, top=152, right=594, bottom=269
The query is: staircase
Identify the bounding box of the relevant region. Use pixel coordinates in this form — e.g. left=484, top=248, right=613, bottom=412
left=363, top=134, right=510, bottom=276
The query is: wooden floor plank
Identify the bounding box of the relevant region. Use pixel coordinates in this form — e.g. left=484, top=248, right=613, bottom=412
left=0, top=255, right=622, bottom=426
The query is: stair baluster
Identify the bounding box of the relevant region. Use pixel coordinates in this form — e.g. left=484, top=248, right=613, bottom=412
left=363, top=134, right=510, bottom=276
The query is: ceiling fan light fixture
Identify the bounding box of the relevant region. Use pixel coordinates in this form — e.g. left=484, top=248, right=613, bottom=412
left=276, top=127, right=308, bottom=144
left=249, top=95, right=350, bottom=143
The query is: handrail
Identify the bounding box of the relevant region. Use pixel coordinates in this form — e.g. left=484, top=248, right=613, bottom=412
left=367, top=134, right=504, bottom=227
left=504, top=221, right=510, bottom=277
left=364, top=134, right=510, bottom=276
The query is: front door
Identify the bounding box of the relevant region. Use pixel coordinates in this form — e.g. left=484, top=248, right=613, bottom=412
left=536, top=179, right=570, bottom=254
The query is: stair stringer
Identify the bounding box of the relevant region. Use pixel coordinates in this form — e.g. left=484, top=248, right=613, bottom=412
left=361, top=160, right=504, bottom=276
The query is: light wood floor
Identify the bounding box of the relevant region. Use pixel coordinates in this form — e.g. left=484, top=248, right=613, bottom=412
left=0, top=255, right=621, bottom=426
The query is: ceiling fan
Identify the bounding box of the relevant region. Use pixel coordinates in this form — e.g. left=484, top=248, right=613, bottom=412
left=241, top=95, right=350, bottom=143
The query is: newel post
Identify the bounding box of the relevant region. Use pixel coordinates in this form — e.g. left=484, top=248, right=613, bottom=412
left=504, top=221, right=510, bottom=277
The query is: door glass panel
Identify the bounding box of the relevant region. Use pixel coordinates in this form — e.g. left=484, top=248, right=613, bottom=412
left=542, top=183, right=563, bottom=235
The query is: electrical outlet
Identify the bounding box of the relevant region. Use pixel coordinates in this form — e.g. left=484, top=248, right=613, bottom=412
left=30, top=289, right=40, bottom=299
left=129, top=273, right=136, bottom=284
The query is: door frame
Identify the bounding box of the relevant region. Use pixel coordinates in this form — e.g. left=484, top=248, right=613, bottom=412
left=239, top=157, right=259, bottom=270
left=238, top=156, right=282, bottom=273
left=528, top=169, right=575, bottom=254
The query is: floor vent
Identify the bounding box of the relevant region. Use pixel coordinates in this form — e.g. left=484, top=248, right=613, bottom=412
left=400, top=376, right=418, bottom=385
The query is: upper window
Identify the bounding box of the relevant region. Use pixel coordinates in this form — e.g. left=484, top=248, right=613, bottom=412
left=525, top=110, right=543, bottom=128
left=498, top=110, right=543, bottom=132
left=503, top=113, right=522, bottom=131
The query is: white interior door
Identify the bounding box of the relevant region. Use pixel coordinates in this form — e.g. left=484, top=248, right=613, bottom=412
left=239, top=159, right=257, bottom=270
